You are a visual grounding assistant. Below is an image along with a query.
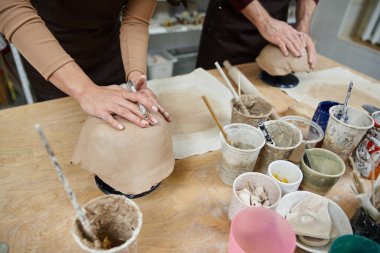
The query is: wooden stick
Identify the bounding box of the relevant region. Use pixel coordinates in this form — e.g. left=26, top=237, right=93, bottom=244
left=214, top=62, right=250, bottom=115
left=34, top=124, right=100, bottom=244
left=201, top=96, right=232, bottom=145
left=222, top=60, right=280, bottom=119
left=238, top=72, right=241, bottom=99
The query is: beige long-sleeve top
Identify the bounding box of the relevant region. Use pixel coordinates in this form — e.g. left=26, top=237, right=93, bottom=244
left=0, top=0, right=155, bottom=80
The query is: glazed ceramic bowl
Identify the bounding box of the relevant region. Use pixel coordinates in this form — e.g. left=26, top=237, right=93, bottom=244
left=228, top=172, right=282, bottom=220
left=300, top=148, right=345, bottom=195
left=267, top=160, right=303, bottom=195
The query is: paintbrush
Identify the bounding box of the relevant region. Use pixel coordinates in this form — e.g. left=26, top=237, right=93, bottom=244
left=304, top=141, right=316, bottom=170
left=336, top=81, right=353, bottom=122
left=258, top=121, right=275, bottom=146
left=349, top=157, right=366, bottom=194
left=201, top=96, right=232, bottom=146
left=214, top=62, right=250, bottom=115
left=35, top=124, right=100, bottom=245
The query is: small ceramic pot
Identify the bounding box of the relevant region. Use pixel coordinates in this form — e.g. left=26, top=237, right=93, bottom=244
left=267, top=160, right=303, bottom=195
left=311, top=100, right=340, bottom=133
left=328, top=234, right=380, bottom=253
left=300, top=148, right=345, bottom=195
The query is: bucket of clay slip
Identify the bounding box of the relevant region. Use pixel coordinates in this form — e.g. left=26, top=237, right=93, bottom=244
left=72, top=195, right=143, bottom=253
left=322, top=105, right=374, bottom=161
left=219, top=123, right=266, bottom=186
left=281, top=116, right=324, bottom=164
left=256, top=120, right=303, bottom=173
left=231, top=95, right=272, bottom=127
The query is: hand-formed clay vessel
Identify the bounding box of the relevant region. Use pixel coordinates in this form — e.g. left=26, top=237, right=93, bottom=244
left=72, top=113, right=175, bottom=195
left=256, top=44, right=311, bottom=76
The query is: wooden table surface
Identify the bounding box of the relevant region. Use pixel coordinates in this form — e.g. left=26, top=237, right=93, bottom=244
left=0, top=55, right=377, bottom=253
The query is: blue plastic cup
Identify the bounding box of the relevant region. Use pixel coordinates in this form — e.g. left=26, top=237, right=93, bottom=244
left=312, top=101, right=340, bottom=133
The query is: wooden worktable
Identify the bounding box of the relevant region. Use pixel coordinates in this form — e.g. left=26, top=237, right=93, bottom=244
left=0, top=55, right=377, bottom=253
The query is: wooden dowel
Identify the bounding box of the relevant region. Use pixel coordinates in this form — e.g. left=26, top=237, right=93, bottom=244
left=238, top=72, right=241, bottom=99
left=201, top=96, right=232, bottom=145
left=214, top=62, right=250, bottom=115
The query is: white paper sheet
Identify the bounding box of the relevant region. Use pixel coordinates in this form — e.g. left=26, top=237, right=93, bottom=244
left=148, top=68, right=233, bottom=159
left=282, top=67, right=380, bottom=110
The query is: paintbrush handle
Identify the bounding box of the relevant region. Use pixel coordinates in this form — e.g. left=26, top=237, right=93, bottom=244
left=215, top=62, right=239, bottom=100
left=258, top=121, right=275, bottom=145
left=35, top=124, right=98, bottom=242
left=216, top=60, right=251, bottom=115
left=341, top=81, right=353, bottom=121
left=201, top=96, right=232, bottom=145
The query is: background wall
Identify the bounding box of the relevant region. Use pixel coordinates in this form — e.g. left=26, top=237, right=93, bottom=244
left=311, top=0, right=380, bottom=80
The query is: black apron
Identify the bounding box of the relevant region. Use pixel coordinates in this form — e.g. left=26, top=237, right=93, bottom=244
left=23, top=0, right=127, bottom=101
left=196, top=0, right=289, bottom=70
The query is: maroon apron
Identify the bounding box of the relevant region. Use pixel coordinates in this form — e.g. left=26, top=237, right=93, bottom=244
left=22, top=0, right=127, bottom=101
left=196, top=0, right=289, bottom=70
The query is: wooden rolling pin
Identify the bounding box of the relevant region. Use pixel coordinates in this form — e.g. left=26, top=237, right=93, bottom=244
left=223, top=60, right=280, bottom=120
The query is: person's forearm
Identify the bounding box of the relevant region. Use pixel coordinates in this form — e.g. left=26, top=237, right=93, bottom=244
left=296, top=0, right=317, bottom=34
left=0, top=0, right=73, bottom=80
left=120, top=0, right=156, bottom=81
left=241, top=0, right=271, bottom=31
left=48, top=62, right=96, bottom=102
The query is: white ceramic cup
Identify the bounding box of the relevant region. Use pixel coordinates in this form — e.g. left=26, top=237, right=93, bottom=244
left=267, top=160, right=303, bottom=195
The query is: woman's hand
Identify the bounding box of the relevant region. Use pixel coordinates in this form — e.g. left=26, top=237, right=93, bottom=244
left=128, top=71, right=172, bottom=122
left=78, top=84, right=161, bottom=130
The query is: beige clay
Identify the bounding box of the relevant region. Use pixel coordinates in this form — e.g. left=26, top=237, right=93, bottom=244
left=236, top=184, right=271, bottom=208
left=72, top=113, right=175, bottom=195
left=286, top=195, right=332, bottom=242
left=256, top=44, right=311, bottom=76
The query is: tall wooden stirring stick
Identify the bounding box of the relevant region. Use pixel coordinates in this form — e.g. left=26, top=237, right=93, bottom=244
left=35, top=124, right=100, bottom=245
left=214, top=62, right=250, bottom=115
left=201, top=96, right=232, bottom=146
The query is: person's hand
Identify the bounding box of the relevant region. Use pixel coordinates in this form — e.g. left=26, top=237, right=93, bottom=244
left=128, top=71, right=172, bottom=122
left=77, top=84, right=161, bottom=130
left=298, top=32, right=317, bottom=68
left=256, top=17, right=305, bottom=58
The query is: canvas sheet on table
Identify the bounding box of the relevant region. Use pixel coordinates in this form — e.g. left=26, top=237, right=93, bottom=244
left=148, top=68, right=233, bottom=159
left=283, top=67, right=380, bottom=110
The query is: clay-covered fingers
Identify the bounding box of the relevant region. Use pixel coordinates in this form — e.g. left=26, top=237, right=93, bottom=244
left=297, top=32, right=317, bottom=68
left=139, top=88, right=172, bottom=122
left=286, top=32, right=304, bottom=57
left=304, top=34, right=317, bottom=68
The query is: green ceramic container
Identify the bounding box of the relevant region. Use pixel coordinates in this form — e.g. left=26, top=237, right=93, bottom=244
left=328, top=235, right=380, bottom=253
left=300, top=148, right=345, bottom=195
